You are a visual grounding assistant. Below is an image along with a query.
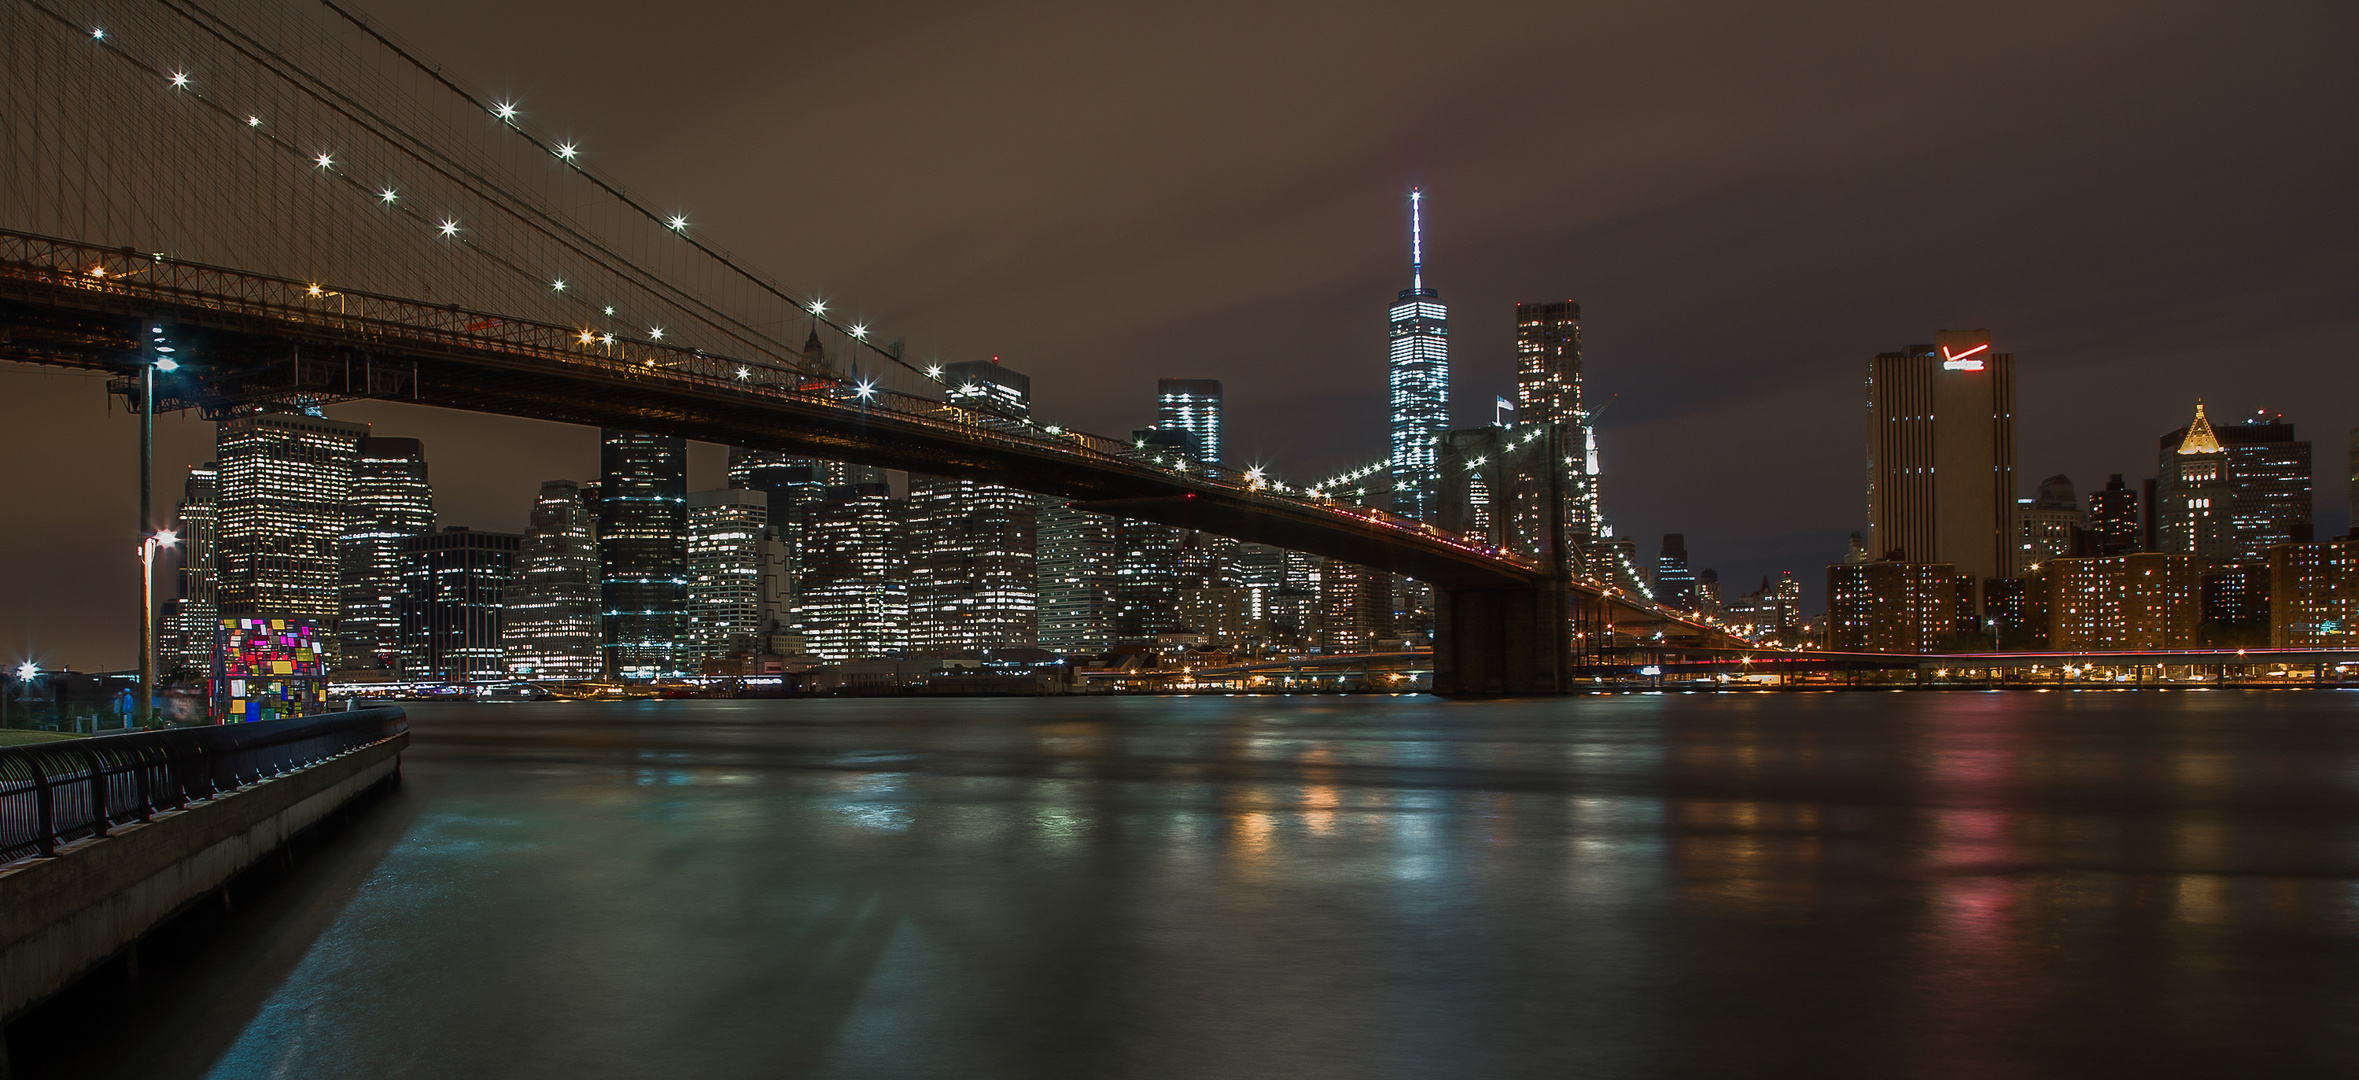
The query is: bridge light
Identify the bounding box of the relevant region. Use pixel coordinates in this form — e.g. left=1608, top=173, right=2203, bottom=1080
left=90, top=27, right=103, bottom=40
left=925, top=365, right=942, bottom=378
left=314, top=152, right=334, bottom=169
left=379, top=188, right=397, bottom=203
left=579, top=330, right=596, bottom=345
left=556, top=143, right=577, bottom=160
left=855, top=381, right=876, bottom=400
left=735, top=366, right=751, bottom=380
left=601, top=333, right=615, bottom=345
left=169, top=71, right=189, bottom=89
left=849, top=324, right=867, bottom=339
left=551, top=279, right=566, bottom=292
left=808, top=299, right=827, bottom=315
left=13, top=662, right=37, bottom=682
left=648, top=326, right=664, bottom=341
left=248, top=116, right=262, bottom=127
left=602, top=305, right=615, bottom=316
left=667, top=215, right=688, bottom=231
left=493, top=101, right=518, bottom=120
left=155, top=529, right=178, bottom=547
left=86, top=266, right=104, bottom=278
left=437, top=219, right=460, bottom=237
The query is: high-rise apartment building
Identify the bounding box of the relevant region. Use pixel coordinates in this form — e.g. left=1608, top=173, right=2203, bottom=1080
left=1654, top=534, right=1696, bottom=611
left=686, top=489, right=774, bottom=664
left=2014, top=474, right=2085, bottom=570
left=1320, top=560, right=1395, bottom=653
left=398, top=527, right=520, bottom=683
left=162, top=462, right=220, bottom=675
left=1156, top=379, right=1224, bottom=464
left=1115, top=519, right=1185, bottom=645
left=2034, top=553, right=2201, bottom=650
left=797, top=483, right=909, bottom=661
left=502, top=480, right=601, bottom=680
left=214, top=411, right=369, bottom=651
left=1037, top=501, right=1119, bottom=655
left=2156, top=404, right=2312, bottom=562
left=2086, top=474, right=2140, bottom=554
left=2268, top=536, right=2359, bottom=647
left=1864, top=330, right=2017, bottom=603
left=1827, top=561, right=1970, bottom=654
left=910, top=360, right=1038, bottom=654
left=598, top=429, right=688, bottom=679
left=1387, top=188, right=1449, bottom=522
left=341, top=437, right=434, bottom=669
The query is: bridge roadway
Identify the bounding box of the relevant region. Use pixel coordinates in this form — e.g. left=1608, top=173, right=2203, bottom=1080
left=0, top=230, right=1743, bottom=690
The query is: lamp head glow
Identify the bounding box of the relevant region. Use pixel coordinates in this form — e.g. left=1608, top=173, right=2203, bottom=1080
left=13, top=662, right=35, bottom=682
left=602, top=305, right=615, bottom=316
left=735, top=366, right=751, bottom=380
left=600, top=333, right=614, bottom=346
left=307, top=283, right=323, bottom=296
left=808, top=299, right=826, bottom=315
left=90, top=27, right=103, bottom=39
left=156, top=529, right=178, bottom=547
left=154, top=357, right=179, bottom=372
left=578, top=330, right=596, bottom=345
left=925, top=365, right=942, bottom=378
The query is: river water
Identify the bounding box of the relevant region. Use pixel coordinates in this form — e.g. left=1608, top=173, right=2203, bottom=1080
left=13, top=692, right=2359, bottom=1078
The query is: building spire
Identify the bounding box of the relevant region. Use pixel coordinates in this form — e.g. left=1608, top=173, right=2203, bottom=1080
left=2178, top=399, right=2222, bottom=455
left=1409, top=187, right=1424, bottom=293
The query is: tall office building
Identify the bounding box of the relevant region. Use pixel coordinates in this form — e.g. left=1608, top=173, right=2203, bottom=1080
left=2086, top=474, right=2140, bottom=554
left=398, top=528, right=519, bottom=683
left=214, top=411, right=370, bottom=650
left=1864, top=330, right=2017, bottom=604
left=728, top=449, right=830, bottom=519
left=1320, top=560, right=1395, bottom=653
left=1037, top=502, right=1120, bottom=655
left=598, top=429, right=688, bottom=679
left=162, top=462, right=221, bottom=674
left=2014, top=474, right=2085, bottom=569
left=1513, top=300, right=1596, bottom=558
left=502, top=481, right=601, bottom=680
left=2156, top=404, right=2313, bottom=562
left=1156, top=379, right=1224, bottom=464
left=1387, top=188, right=1449, bottom=521
left=1115, top=519, right=1185, bottom=644
left=686, top=489, right=773, bottom=664
left=340, top=437, right=434, bottom=669
left=911, top=359, right=1039, bottom=654
left=1654, top=534, right=1696, bottom=611
left=797, top=484, right=910, bottom=660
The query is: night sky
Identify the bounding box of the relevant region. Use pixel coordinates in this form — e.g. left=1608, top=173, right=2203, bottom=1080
left=5, top=0, right=2354, bottom=670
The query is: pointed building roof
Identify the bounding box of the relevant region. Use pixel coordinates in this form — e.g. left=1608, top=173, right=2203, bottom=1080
left=2177, top=400, right=2223, bottom=455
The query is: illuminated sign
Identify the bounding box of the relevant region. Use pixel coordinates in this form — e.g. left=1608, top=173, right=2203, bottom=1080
left=1940, top=343, right=1989, bottom=371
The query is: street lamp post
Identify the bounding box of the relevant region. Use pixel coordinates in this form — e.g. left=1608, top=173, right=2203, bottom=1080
left=138, top=530, right=178, bottom=729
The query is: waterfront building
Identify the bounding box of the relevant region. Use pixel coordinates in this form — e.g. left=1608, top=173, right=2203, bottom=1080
left=1654, top=534, right=1696, bottom=611
left=2156, top=405, right=2312, bottom=562
left=502, top=480, right=600, bottom=680
left=214, top=411, right=369, bottom=653
left=162, top=462, right=220, bottom=675
left=2038, top=553, right=2201, bottom=650
left=2014, top=474, right=2085, bottom=570
left=1388, top=188, right=1449, bottom=521
left=1827, top=561, right=1970, bottom=654
left=1864, top=330, right=2017, bottom=605
left=1320, top=560, right=1395, bottom=654
left=1037, top=501, right=1119, bottom=655
left=686, top=489, right=772, bottom=663
left=598, top=429, right=688, bottom=680
left=2086, top=474, right=2140, bottom=554
left=2267, top=537, right=2359, bottom=647
left=397, top=527, right=520, bottom=683
left=797, top=483, right=909, bottom=661
left=1156, top=379, right=1223, bottom=465
left=340, top=437, right=434, bottom=670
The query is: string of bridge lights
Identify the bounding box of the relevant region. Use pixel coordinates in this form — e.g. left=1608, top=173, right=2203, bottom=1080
left=67, top=4, right=1388, bottom=503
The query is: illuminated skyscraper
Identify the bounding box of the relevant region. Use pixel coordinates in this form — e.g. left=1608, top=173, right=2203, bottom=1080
left=2156, top=404, right=2312, bottom=562
left=341, top=437, right=434, bottom=669
left=598, top=429, right=688, bottom=679
left=1654, top=534, right=1696, bottom=611
left=1388, top=188, right=1449, bottom=521
left=503, top=480, right=600, bottom=680
left=686, top=489, right=773, bottom=663
left=1156, top=379, right=1223, bottom=464
left=214, top=411, right=369, bottom=646
left=1864, top=330, right=2017, bottom=603
left=912, top=359, right=1039, bottom=654
left=162, top=462, right=220, bottom=675
left=1512, top=301, right=1596, bottom=561
left=397, top=527, right=519, bottom=683
left=797, top=483, right=910, bottom=661
left=2014, top=474, right=2085, bottom=569
left=1038, top=501, right=1119, bottom=655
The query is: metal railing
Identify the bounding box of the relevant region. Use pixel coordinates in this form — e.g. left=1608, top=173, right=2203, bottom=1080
left=0, top=707, right=407, bottom=866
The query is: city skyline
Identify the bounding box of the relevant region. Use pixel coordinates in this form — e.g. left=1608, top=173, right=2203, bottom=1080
left=4, top=0, right=2355, bottom=669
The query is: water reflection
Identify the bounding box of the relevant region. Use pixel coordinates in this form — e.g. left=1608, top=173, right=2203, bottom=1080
left=14, top=692, right=2359, bottom=1079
